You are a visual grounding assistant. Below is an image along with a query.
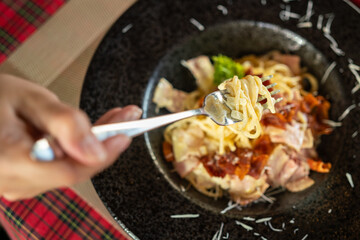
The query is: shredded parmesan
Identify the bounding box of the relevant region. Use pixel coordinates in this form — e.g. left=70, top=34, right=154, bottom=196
left=338, top=104, right=356, bottom=121
left=221, top=202, right=239, bottom=214
left=349, top=59, right=360, bottom=93
left=346, top=172, right=354, bottom=188
left=261, top=0, right=267, bottom=5
left=222, top=232, right=229, bottom=239
left=297, top=22, right=312, bottom=28
left=243, top=216, right=256, bottom=221
left=279, top=5, right=300, bottom=21
left=294, top=228, right=299, bottom=234
left=343, top=0, right=360, bottom=14
left=289, top=218, right=295, bottom=224
left=261, top=236, right=268, bottom=240
left=328, top=209, right=332, bottom=213
left=322, top=14, right=334, bottom=34
left=321, top=61, right=336, bottom=84
left=317, top=15, right=323, bottom=30
left=322, top=119, right=342, bottom=127
left=170, top=214, right=200, bottom=218
left=282, top=222, right=286, bottom=229
left=268, top=221, right=283, bottom=232
left=190, top=18, right=205, bottom=31
left=256, top=217, right=272, bottom=223
left=301, top=234, right=309, bottom=240
left=324, top=33, right=345, bottom=56
left=235, top=221, right=253, bottom=231
left=254, top=232, right=260, bottom=236
left=217, top=5, right=228, bottom=15
left=121, top=24, right=133, bottom=33
left=352, top=131, right=358, bottom=138
left=302, top=0, right=313, bottom=22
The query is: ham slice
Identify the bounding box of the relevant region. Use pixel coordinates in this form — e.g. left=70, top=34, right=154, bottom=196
left=153, top=78, right=188, bottom=112
left=265, top=121, right=306, bottom=151
left=174, top=156, right=199, bottom=177
left=272, top=52, right=301, bottom=75
left=181, top=56, right=215, bottom=93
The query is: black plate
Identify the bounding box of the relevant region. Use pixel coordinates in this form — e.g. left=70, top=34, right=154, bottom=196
left=81, top=0, right=360, bottom=239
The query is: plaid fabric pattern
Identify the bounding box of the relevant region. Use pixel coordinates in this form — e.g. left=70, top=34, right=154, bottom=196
left=0, top=188, right=128, bottom=240
left=0, top=0, right=67, bottom=64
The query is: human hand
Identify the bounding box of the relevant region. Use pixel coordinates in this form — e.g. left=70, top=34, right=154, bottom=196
left=0, top=74, right=142, bottom=201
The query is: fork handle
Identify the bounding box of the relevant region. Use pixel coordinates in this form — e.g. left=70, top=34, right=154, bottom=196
left=31, top=108, right=205, bottom=162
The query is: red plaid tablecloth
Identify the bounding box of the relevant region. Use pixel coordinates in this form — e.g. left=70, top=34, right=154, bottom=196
left=0, top=1, right=129, bottom=239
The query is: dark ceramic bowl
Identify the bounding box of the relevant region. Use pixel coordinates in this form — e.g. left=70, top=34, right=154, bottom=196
left=81, top=0, right=360, bottom=239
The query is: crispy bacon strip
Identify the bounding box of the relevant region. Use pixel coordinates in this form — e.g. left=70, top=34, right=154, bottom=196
left=307, top=158, right=332, bottom=173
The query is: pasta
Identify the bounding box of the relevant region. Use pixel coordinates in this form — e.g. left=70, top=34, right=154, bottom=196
left=154, top=52, right=332, bottom=205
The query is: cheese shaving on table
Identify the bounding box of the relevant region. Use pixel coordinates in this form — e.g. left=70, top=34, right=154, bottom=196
left=352, top=131, right=358, bottom=138
left=235, top=221, right=253, bottom=231
left=255, top=217, right=272, bottom=223
left=170, top=214, right=200, bottom=218
left=243, top=216, right=255, bottom=221
left=322, top=14, right=334, bottom=34
left=301, top=234, right=309, bottom=240
left=317, top=15, right=323, bottom=30
left=346, top=172, right=354, bottom=188
left=321, top=61, right=336, bottom=84
left=268, top=221, right=283, bottom=232
left=297, top=22, right=312, bottom=28
left=217, top=5, right=228, bottom=15
left=343, top=0, right=360, bottom=14
left=338, top=104, right=356, bottom=121
left=190, top=18, right=205, bottom=31
left=121, top=24, right=133, bottom=33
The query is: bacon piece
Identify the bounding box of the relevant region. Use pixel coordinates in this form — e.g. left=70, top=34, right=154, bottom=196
left=261, top=113, right=287, bottom=129
left=253, top=135, right=274, bottom=155
left=307, top=158, right=332, bottom=173
left=248, top=154, right=269, bottom=179
left=163, top=141, right=175, bottom=162
left=153, top=78, right=188, bottom=112
left=272, top=52, right=301, bottom=75
left=174, top=157, right=200, bottom=177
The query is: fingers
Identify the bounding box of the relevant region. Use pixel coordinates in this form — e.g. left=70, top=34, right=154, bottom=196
left=16, top=92, right=107, bottom=165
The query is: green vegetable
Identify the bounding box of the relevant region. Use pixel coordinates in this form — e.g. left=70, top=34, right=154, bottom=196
left=212, top=54, right=245, bottom=85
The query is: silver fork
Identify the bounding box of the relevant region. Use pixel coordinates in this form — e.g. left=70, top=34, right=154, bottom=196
left=32, top=76, right=281, bottom=161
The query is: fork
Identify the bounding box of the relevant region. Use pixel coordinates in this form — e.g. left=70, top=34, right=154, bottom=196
left=31, top=75, right=281, bottom=162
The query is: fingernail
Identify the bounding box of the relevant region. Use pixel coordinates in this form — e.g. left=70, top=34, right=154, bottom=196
left=128, top=107, right=143, bottom=120
left=80, top=134, right=107, bottom=162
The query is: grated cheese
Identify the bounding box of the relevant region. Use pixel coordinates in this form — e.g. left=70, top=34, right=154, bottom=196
left=221, top=202, right=239, bottom=214
left=170, top=214, right=200, bottom=218
left=322, top=14, right=334, bottom=34
left=261, top=0, right=267, bottom=5
left=349, top=59, right=360, bottom=93
left=321, top=61, right=336, bottom=84
left=268, top=221, right=283, bottom=232
left=294, top=228, right=299, bottom=234
left=222, top=232, right=229, bottom=239
left=352, top=131, right=358, bottom=138
left=301, top=234, right=309, bottom=240
left=343, top=0, right=360, bottom=14
left=243, top=216, right=256, bottom=221
left=303, top=0, right=313, bottom=22
left=317, top=15, right=323, bottom=30
left=190, top=18, right=205, bottom=31
left=217, top=5, right=228, bottom=15
left=328, top=209, right=332, bottom=213
left=256, top=217, right=272, bottom=223
left=324, top=33, right=345, bottom=56
left=279, top=5, right=301, bottom=21
left=282, top=222, right=286, bottom=229
left=338, top=104, right=356, bottom=121
left=297, top=22, right=312, bottom=28
left=235, top=221, right=253, bottom=231
left=218, top=223, right=224, bottom=240
left=254, top=232, right=260, bottom=236
left=322, top=119, right=342, bottom=127
left=289, top=218, right=295, bottom=224
left=121, top=24, right=133, bottom=33
left=346, top=172, right=354, bottom=188
left=261, top=236, right=268, bottom=240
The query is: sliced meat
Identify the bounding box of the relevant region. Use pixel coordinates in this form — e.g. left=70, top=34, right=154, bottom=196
left=174, top=156, right=200, bottom=177
left=153, top=78, right=188, bottom=112
left=285, top=177, right=314, bottom=192
left=181, top=56, right=215, bottom=93
left=272, top=52, right=301, bottom=75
